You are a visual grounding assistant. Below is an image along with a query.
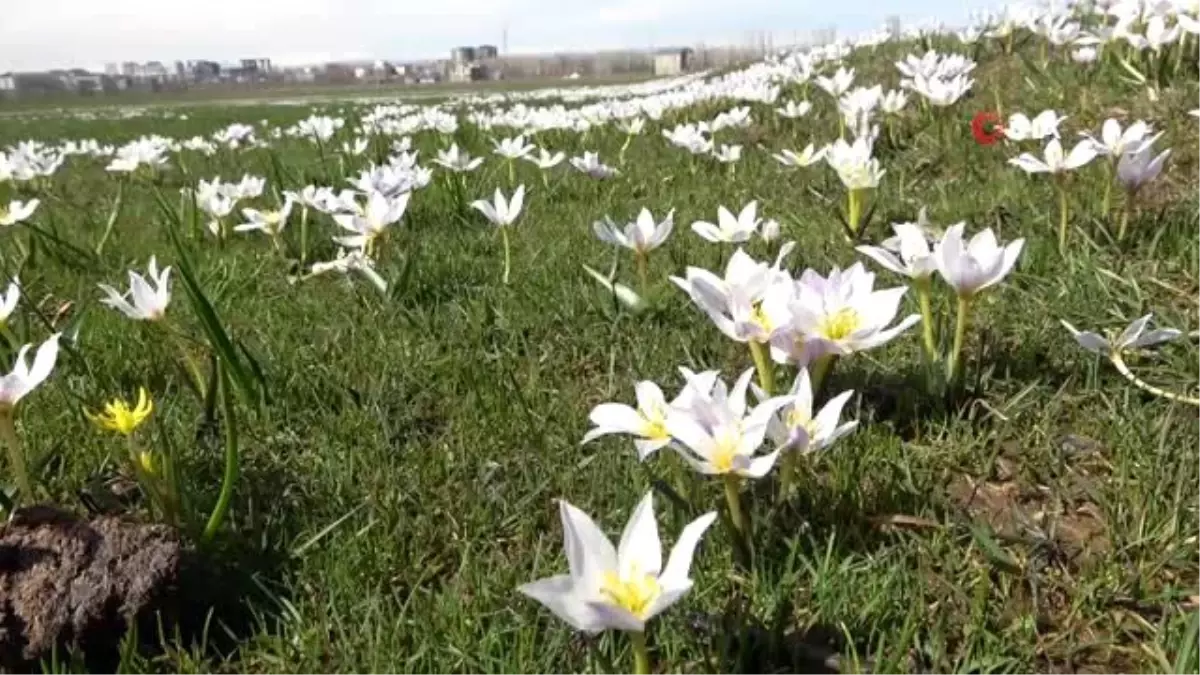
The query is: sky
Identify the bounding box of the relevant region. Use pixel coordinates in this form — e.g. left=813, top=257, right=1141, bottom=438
left=1, top=0, right=1000, bottom=72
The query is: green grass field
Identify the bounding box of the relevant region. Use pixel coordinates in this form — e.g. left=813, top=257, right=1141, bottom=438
left=0, top=20, right=1197, bottom=675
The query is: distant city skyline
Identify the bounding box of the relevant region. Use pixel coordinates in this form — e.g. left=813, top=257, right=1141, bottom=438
left=2, top=0, right=999, bottom=73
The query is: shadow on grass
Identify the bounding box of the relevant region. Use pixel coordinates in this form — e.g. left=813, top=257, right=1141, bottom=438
left=688, top=598, right=908, bottom=674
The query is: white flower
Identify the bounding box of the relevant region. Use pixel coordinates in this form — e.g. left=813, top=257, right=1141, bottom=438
left=593, top=208, right=673, bottom=254
left=617, top=117, right=646, bottom=134
left=526, top=148, right=566, bottom=170
left=760, top=219, right=781, bottom=242
left=776, top=100, right=812, bottom=118
left=0, top=334, right=61, bottom=409
left=234, top=199, right=295, bottom=237
left=773, top=144, right=826, bottom=168
left=785, top=262, right=920, bottom=360
left=856, top=222, right=938, bottom=280
left=230, top=174, right=266, bottom=200
left=493, top=135, right=535, bottom=160
left=1071, top=46, right=1098, bottom=63
left=332, top=190, right=410, bottom=250
left=517, top=492, right=717, bottom=634
left=933, top=223, right=1024, bottom=297
left=1009, top=138, right=1098, bottom=174
left=826, top=137, right=885, bottom=189
left=764, top=368, right=859, bottom=454
left=910, top=74, right=972, bottom=106
left=570, top=152, right=619, bottom=179
left=1004, top=110, right=1067, bottom=141
left=306, top=248, right=388, bottom=293
left=880, top=89, right=909, bottom=114
left=665, top=368, right=794, bottom=478
left=433, top=143, right=484, bottom=173
left=470, top=185, right=526, bottom=227
left=341, top=137, right=369, bottom=156
left=581, top=379, right=682, bottom=459
left=712, top=144, right=743, bottom=164
left=816, top=67, right=855, bottom=97
left=690, top=202, right=760, bottom=244
left=1084, top=119, right=1156, bottom=157
left=1117, top=142, right=1170, bottom=192
left=670, top=245, right=797, bottom=344
left=0, top=199, right=40, bottom=226
left=98, top=256, right=172, bottom=321
left=1061, top=314, right=1181, bottom=356
left=0, top=279, right=19, bottom=322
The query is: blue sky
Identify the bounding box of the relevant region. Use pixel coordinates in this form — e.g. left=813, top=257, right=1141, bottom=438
left=1, top=0, right=1000, bottom=72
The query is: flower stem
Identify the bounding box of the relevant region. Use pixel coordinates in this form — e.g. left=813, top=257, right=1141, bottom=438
left=1057, top=184, right=1070, bottom=254
left=1101, top=161, right=1114, bottom=216
left=1110, top=353, right=1200, bottom=406
left=202, top=364, right=240, bottom=543
left=635, top=250, right=649, bottom=295
left=619, top=136, right=633, bottom=165
left=629, top=631, right=651, bottom=675
left=809, top=354, right=838, bottom=395
left=945, top=295, right=973, bottom=384
left=915, top=279, right=938, bottom=361
left=723, top=474, right=749, bottom=542
left=1118, top=194, right=1133, bottom=242
left=507, top=160, right=515, bottom=186
left=299, top=206, right=310, bottom=268
left=500, top=226, right=512, bottom=285
left=0, top=409, right=33, bottom=504
left=748, top=340, right=774, bottom=395
left=846, top=189, right=862, bottom=238
left=95, top=180, right=126, bottom=256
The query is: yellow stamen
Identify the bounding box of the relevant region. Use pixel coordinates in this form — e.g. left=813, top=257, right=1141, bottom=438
left=600, top=568, right=662, bottom=619
left=817, top=307, right=862, bottom=341
left=86, top=386, right=154, bottom=436
left=750, top=301, right=773, bottom=332
left=638, top=404, right=669, bottom=440
left=785, top=407, right=819, bottom=440
left=709, top=429, right=741, bottom=473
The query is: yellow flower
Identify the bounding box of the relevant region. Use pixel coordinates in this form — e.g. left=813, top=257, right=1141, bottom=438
left=137, top=450, right=157, bottom=476
left=87, top=387, right=153, bottom=436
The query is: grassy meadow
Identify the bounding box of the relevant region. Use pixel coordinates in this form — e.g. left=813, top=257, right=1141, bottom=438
left=0, top=22, right=1197, bottom=675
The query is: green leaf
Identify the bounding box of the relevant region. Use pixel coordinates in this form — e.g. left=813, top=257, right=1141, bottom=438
left=151, top=187, right=264, bottom=409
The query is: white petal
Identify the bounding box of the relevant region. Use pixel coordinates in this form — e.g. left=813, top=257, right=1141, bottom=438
left=617, top=492, right=662, bottom=578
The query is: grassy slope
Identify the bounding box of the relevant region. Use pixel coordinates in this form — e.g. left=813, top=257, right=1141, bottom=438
left=2, top=34, right=1197, bottom=673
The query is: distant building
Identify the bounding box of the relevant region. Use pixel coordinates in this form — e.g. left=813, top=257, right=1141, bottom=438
left=886, top=15, right=902, bottom=39
left=104, top=63, right=120, bottom=76
left=0, top=74, right=15, bottom=91
left=653, top=47, right=692, bottom=76
left=189, top=60, right=221, bottom=80
left=476, top=44, right=499, bottom=60
left=449, top=61, right=485, bottom=83
left=450, top=46, right=476, bottom=63
left=240, top=58, right=272, bottom=73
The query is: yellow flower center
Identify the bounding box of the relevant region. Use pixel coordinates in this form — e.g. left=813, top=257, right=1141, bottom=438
left=600, top=569, right=662, bottom=619
left=709, top=429, right=741, bottom=473
left=817, top=307, right=862, bottom=341
left=639, top=404, right=669, bottom=441
left=785, top=407, right=819, bottom=439
left=750, top=301, right=773, bottom=332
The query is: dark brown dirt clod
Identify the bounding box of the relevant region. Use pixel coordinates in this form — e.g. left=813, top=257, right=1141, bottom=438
left=0, top=505, right=181, bottom=667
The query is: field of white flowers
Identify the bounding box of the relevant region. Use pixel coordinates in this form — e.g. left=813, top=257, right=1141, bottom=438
left=0, top=1, right=1196, bottom=672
